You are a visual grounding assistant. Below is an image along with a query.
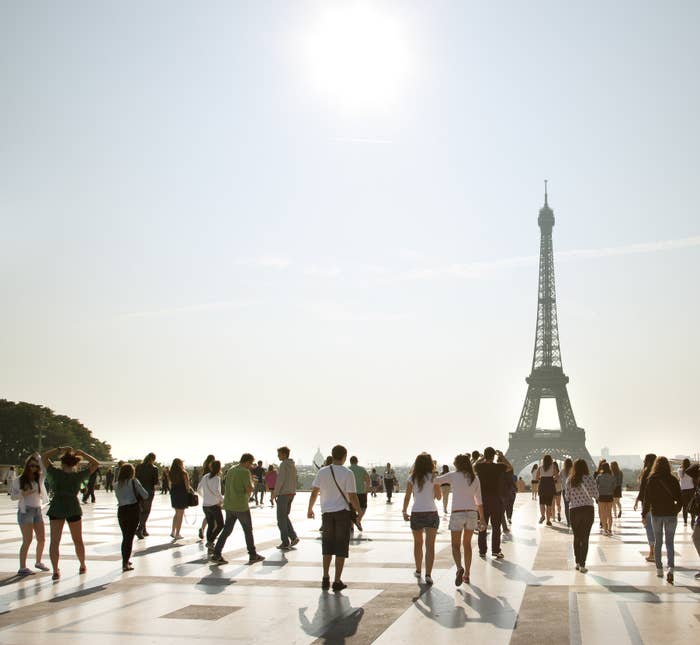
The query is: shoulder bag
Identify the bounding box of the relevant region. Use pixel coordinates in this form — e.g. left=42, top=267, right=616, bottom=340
left=330, top=466, right=362, bottom=531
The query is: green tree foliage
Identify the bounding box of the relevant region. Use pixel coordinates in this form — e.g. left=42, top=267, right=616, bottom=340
left=0, top=399, right=112, bottom=464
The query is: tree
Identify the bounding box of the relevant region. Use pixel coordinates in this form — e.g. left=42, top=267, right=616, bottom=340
left=0, top=399, right=112, bottom=464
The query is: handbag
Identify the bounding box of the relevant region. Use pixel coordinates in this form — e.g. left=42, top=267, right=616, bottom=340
left=131, top=480, right=144, bottom=511
left=329, top=466, right=362, bottom=531
left=187, top=488, right=199, bottom=507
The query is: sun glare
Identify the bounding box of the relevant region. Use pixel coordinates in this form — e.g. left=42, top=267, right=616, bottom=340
left=304, top=4, right=411, bottom=111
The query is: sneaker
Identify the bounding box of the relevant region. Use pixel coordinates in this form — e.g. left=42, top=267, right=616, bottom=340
left=35, top=562, right=49, bottom=572
left=455, top=567, right=464, bottom=586
left=290, top=537, right=300, bottom=547
left=539, top=516, right=545, bottom=524
left=205, top=541, right=215, bottom=550
left=575, top=564, right=580, bottom=571
left=122, top=564, right=134, bottom=572
left=276, top=544, right=292, bottom=551
left=321, top=576, right=330, bottom=590
left=17, top=568, right=34, bottom=577
left=546, top=521, right=552, bottom=526
left=414, top=570, right=421, bottom=578
left=51, top=571, right=60, bottom=580
left=210, top=554, right=228, bottom=565
left=425, top=575, right=433, bottom=586
left=478, top=552, right=486, bottom=559
left=198, top=528, right=204, bottom=540
left=579, top=566, right=588, bottom=573
left=332, top=580, right=347, bottom=592
left=494, top=552, right=505, bottom=559
left=694, top=571, right=700, bottom=579
left=142, top=530, right=150, bottom=536
left=136, top=532, right=144, bottom=540
left=248, top=554, right=265, bottom=565
left=656, top=568, right=663, bottom=578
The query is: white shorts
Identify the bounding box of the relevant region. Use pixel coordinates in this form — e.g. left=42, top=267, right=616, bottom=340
left=449, top=510, right=479, bottom=532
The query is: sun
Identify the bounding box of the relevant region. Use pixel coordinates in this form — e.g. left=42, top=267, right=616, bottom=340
left=304, top=3, right=411, bottom=112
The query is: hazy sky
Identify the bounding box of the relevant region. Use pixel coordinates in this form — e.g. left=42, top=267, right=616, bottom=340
left=1, top=1, right=699, bottom=468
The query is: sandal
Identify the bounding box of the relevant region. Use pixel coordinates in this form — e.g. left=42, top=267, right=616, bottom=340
left=78, top=565, right=87, bottom=574
left=455, top=567, right=464, bottom=586
left=52, top=571, right=60, bottom=581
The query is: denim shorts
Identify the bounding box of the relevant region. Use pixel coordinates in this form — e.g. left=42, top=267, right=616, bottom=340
left=410, top=511, right=439, bottom=531
left=18, top=507, right=43, bottom=525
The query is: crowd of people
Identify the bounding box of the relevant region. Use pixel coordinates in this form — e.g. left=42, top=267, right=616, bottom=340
left=8, top=445, right=700, bottom=591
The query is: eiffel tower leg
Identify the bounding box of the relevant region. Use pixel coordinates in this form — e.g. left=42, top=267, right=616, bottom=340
left=516, top=385, right=540, bottom=433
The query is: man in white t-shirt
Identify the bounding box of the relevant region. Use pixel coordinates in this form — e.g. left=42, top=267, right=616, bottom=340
left=307, top=444, right=360, bottom=592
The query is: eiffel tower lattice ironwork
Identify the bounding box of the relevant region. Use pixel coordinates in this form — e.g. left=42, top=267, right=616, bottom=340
left=505, top=184, right=595, bottom=475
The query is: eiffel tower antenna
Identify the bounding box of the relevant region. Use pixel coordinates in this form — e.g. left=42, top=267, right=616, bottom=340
left=505, top=188, right=594, bottom=475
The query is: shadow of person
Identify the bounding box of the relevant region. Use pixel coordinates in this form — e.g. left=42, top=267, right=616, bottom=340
left=459, top=584, right=517, bottom=629
left=299, top=592, right=365, bottom=643
left=412, top=587, right=468, bottom=629
left=489, top=558, right=553, bottom=585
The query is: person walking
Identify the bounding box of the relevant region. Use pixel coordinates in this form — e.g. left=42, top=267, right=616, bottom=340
left=273, top=446, right=299, bottom=550
left=634, top=453, right=657, bottom=563
left=251, top=460, right=266, bottom=507
left=114, top=463, right=148, bottom=572
left=439, top=465, right=451, bottom=515
left=685, top=464, right=700, bottom=578
left=436, top=454, right=484, bottom=586
left=264, top=465, right=277, bottom=506
left=349, top=456, right=371, bottom=525
left=596, top=462, right=615, bottom=535
left=198, top=460, right=224, bottom=552
left=499, top=454, right=516, bottom=533
left=564, top=459, right=599, bottom=573
left=678, top=458, right=695, bottom=526
left=211, top=454, right=265, bottom=565
left=475, top=448, right=512, bottom=559
left=11, top=453, right=49, bottom=576
left=383, top=464, right=396, bottom=504
left=552, top=462, right=563, bottom=522
left=81, top=467, right=99, bottom=504
left=104, top=468, right=115, bottom=493
left=197, top=455, right=216, bottom=540
left=6, top=466, right=17, bottom=495
left=168, top=459, right=190, bottom=539
left=560, top=458, right=573, bottom=526
left=135, top=453, right=159, bottom=539
left=370, top=469, right=381, bottom=497
left=642, top=456, right=682, bottom=583
left=307, top=445, right=360, bottom=591
left=161, top=467, right=170, bottom=494
left=41, top=446, right=100, bottom=580
left=530, top=464, right=539, bottom=500
left=402, top=453, right=441, bottom=585
left=536, top=455, right=556, bottom=526
left=611, top=461, right=623, bottom=519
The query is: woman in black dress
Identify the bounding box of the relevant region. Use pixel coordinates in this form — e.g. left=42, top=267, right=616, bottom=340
left=169, top=459, right=190, bottom=539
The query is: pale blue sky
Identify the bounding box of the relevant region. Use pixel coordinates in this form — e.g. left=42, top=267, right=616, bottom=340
left=1, top=1, right=699, bottom=467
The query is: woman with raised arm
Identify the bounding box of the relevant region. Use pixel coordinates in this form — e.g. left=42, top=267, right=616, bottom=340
left=402, top=453, right=441, bottom=585
left=634, top=453, right=657, bottom=563
left=41, top=446, right=100, bottom=580
left=436, top=454, right=485, bottom=586
left=169, top=458, right=190, bottom=539
left=11, top=452, right=49, bottom=576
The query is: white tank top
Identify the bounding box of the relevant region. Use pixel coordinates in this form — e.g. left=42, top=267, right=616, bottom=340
left=411, top=475, right=437, bottom=512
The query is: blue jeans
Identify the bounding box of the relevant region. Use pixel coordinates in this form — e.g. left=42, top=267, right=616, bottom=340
left=644, top=512, right=655, bottom=545
left=651, top=515, right=677, bottom=569
left=214, top=510, right=256, bottom=558
left=276, top=494, right=297, bottom=546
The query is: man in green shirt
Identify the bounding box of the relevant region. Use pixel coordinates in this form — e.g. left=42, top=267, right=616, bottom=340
left=211, top=453, right=265, bottom=565
left=349, top=456, right=371, bottom=523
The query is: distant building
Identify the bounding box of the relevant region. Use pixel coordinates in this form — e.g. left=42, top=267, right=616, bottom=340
left=592, top=453, right=641, bottom=470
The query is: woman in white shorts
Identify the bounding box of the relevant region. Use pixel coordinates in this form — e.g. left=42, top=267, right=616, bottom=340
left=436, top=454, right=485, bottom=586
left=10, top=453, right=49, bottom=576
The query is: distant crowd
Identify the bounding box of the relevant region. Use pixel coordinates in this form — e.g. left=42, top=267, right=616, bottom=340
left=8, top=445, right=700, bottom=591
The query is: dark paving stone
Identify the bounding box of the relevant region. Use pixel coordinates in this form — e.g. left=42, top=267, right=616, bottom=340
left=160, top=604, right=241, bottom=620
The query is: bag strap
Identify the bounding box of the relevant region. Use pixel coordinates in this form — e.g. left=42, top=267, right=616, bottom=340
left=656, top=477, right=680, bottom=508
left=329, top=466, right=351, bottom=511
left=131, top=480, right=142, bottom=501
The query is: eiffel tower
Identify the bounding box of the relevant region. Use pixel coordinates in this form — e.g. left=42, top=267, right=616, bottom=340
left=505, top=183, right=595, bottom=475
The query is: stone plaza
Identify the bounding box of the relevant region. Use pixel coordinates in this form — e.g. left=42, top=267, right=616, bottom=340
left=0, top=490, right=698, bottom=644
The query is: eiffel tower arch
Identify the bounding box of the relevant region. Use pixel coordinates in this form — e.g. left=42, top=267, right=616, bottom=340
left=505, top=184, right=595, bottom=476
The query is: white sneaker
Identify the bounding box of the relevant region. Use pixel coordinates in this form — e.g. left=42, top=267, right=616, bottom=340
left=656, top=568, right=663, bottom=578
left=579, top=566, right=588, bottom=573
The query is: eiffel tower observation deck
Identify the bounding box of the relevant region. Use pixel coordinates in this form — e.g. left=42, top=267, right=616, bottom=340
left=505, top=184, right=595, bottom=475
